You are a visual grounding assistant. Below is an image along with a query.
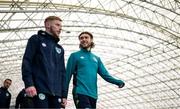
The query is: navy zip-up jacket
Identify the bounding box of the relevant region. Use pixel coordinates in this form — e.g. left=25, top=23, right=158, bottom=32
left=0, top=87, right=11, bottom=108
left=22, top=30, right=66, bottom=97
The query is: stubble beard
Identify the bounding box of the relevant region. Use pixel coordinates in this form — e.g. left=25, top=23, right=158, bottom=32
left=50, top=27, right=59, bottom=38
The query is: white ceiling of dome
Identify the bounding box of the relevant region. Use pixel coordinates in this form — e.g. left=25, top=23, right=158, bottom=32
left=0, top=0, right=180, bottom=109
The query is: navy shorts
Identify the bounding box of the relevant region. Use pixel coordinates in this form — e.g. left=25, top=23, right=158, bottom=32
left=73, top=93, right=97, bottom=108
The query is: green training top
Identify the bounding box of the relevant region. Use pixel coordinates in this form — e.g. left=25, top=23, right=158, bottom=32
left=65, top=48, right=124, bottom=99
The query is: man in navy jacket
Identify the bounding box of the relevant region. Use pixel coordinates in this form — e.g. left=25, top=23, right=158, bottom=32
left=22, top=16, right=67, bottom=108
left=0, top=79, right=12, bottom=108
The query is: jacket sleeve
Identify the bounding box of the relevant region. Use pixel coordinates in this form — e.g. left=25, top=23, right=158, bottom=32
left=15, top=90, right=23, bottom=109
left=61, top=50, right=67, bottom=98
left=22, top=35, right=39, bottom=88
left=63, top=53, right=76, bottom=98
left=97, top=57, right=125, bottom=86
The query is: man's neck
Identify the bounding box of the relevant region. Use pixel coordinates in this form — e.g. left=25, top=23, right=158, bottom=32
left=2, top=87, right=8, bottom=90
left=45, top=31, right=52, bottom=36
left=81, top=47, right=91, bottom=52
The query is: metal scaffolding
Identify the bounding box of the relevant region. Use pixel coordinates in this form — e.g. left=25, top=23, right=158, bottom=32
left=0, top=0, right=180, bottom=108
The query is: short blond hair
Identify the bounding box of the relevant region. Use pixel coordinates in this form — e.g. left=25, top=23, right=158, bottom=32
left=44, top=16, right=62, bottom=24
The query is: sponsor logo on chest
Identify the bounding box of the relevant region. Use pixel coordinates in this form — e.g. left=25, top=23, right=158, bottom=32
left=80, top=55, right=98, bottom=62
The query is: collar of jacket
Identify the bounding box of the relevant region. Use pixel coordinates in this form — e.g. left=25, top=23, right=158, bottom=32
left=80, top=48, right=91, bottom=52
left=1, top=87, right=8, bottom=91
left=38, top=30, right=60, bottom=43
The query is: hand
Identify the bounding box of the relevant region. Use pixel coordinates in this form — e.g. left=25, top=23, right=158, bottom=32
left=61, top=98, right=67, bottom=108
left=25, top=86, right=37, bottom=97
left=118, top=83, right=125, bottom=88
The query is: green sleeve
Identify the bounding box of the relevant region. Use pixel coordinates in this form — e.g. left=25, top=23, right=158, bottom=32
left=97, top=58, right=124, bottom=86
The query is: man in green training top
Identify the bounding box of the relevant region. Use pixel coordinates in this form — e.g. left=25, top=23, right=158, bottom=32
left=65, top=31, right=125, bottom=108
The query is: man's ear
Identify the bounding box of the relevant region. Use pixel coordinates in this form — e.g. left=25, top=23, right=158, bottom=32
left=45, top=22, right=50, bottom=29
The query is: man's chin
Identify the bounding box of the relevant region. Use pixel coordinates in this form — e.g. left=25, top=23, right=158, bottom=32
left=53, top=34, right=59, bottom=38
left=80, top=44, right=91, bottom=49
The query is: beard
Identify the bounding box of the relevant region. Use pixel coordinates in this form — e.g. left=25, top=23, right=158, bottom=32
left=50, top=27, right=59, bottom=38
left=79, top=43, right=92, bottom=49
